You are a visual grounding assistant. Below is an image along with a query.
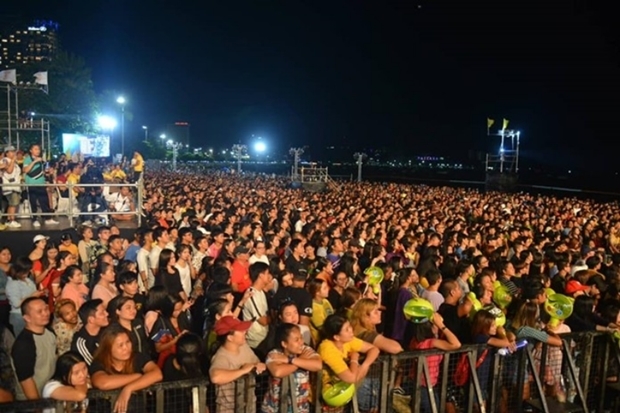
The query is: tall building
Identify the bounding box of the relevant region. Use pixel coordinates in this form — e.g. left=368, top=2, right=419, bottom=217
left=0, top=19, right=59, bottom=68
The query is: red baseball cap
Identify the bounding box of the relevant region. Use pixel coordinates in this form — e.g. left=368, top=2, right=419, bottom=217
left=214, top=316, right=252, bottom=336
left=565, top=280, right=589, bottom=295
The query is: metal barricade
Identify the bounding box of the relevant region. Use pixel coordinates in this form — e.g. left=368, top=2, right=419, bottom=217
left=1, top=332, right=616, bottom=413
left=14, top=180, right=142, bottom=227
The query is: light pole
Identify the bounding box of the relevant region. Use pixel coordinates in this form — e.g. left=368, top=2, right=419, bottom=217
left=142, top=125, right=148, bottom=142
left=159, top=134, right=166, bottom=148
left=354, top=152, right=367, bottom=182
left=166, top=140, right=182, bottom=171
left=231, top=144, right=246, bottom=173
left=289, top=147, right=304, bottom=181
left=116, top=96, right=126, bottom=156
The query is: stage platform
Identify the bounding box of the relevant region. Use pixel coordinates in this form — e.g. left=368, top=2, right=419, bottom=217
left=0, top=217, right=138, bottom=258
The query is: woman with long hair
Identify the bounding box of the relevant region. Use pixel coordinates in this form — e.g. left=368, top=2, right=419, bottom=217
left=469, top=310, right=516, bottom=408
left=41, top=250, right=76, bottom=311
left=307, top=277, right=334, bottom=345
left=407, top=312, right=461, bottom=412
left=90, top=324, right=162, bottom=413
left=174, top=244, right=195, bottom=298
left=107, top=295, right=150, bottom=357
left=32, top=240, right=59, bottom=285
left=262, top=323, right=322, bottom=413
left=156, top=248, right=187, bottom=301
left=350, top=298, right=403, bottom=413
left=162, top=332, right=204, bottom=381
left=42, top=351, right=89, bottom=405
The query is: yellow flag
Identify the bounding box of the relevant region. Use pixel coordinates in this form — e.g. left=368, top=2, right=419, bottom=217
left=502, top=118, right=509, bottom=130
left=487, top=118, right=494, bottom=129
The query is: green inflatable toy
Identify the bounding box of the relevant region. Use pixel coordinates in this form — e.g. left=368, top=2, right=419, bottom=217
left=403, top=297, right=434, bottom=323
left=323, top=381, right=356, bottom=407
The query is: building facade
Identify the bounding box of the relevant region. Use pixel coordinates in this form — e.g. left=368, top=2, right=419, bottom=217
left=0, top=20, right=59, bottom=68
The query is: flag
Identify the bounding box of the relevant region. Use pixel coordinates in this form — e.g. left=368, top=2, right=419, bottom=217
left=0, top=69, right=16, bottom=84
left=502, top=118, right=509, bottom=131
left=33, top=71, right=48, bottom=85
left=487, top=118, right=494, bottom=130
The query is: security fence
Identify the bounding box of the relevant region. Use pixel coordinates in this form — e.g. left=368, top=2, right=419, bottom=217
left=2, top=332, right=619, bottom=413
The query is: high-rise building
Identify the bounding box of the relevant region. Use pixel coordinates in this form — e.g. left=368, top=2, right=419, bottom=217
left=0, top=19, right=59, bottom=68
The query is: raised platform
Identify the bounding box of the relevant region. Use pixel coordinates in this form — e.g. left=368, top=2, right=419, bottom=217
left=485, top=172, right=519, bottom=192
left=0, top=217, right=138, bottom=258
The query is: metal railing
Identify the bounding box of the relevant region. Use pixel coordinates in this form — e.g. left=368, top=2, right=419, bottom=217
left=1, top=332, right=617, bottom=413
left=9, top=179, right=143, bottom=227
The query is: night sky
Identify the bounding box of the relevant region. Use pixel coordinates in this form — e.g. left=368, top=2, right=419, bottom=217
left=5, top=1, right=620, bottom=170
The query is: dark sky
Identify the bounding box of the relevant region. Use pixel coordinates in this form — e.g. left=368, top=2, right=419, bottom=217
left=5, top=0, right=620, bottom=169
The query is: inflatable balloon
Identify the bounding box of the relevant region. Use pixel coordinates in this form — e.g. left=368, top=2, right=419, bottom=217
left=323, top=381, right=356, bottom=407
left=544, top=293, right=574, bottom=328
left=364, top=266, right=384, bottom=294
left=403, top=297, right=434, bottom=323
left=493, top=284, right=512, bottom=309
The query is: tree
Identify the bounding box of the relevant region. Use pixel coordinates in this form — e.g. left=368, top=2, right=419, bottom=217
left=17, top=50, right=99, bottom=151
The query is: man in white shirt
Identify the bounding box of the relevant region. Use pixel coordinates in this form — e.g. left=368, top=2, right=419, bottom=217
left=109, top=185, right=135, bottom=221
left=136, top=228, right=154, bottom=292
left=241, top=262, right=273, bottom=350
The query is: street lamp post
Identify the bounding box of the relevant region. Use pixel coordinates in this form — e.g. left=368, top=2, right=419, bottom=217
left=231, top=144, right=246, bottom=173
left=353, top=152, right=367, bottom=182
left=142, top=125, right=148, bottom=142
left=116, top=96, right=126, bottom=156
left=289, top=147, right=304, bottom=181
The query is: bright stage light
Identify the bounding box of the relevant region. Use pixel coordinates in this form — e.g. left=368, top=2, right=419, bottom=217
left=97, top=115, right=117, bottom=130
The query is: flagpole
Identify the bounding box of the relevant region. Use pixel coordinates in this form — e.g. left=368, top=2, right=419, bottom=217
left=14, top=87, right=20, bottom=151
left=6, top=85, right=11, bottom=146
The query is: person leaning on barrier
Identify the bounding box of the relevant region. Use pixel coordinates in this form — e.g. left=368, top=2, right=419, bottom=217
left=208, top=315, right=266, bottom=413
left=41, top=351, right=89, bottom=404
left=90, top=324, right=163, bottom=413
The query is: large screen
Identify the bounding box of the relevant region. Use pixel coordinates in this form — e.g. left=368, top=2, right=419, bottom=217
left=62, top=133, right=110, bottom=158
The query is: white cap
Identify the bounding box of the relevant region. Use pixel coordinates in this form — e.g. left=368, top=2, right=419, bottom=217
left=33, top=234, right=49, bottom=243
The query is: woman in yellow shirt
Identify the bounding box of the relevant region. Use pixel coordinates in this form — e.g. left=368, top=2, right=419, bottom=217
left=132, top=151, right=144, bottom=182
left=317, top=314, right=380, bottom=404
left=308, top=277, right=333, bottom=345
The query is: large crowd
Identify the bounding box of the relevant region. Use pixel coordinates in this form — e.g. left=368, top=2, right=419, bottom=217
left=2, top=151, right=620, bottom=413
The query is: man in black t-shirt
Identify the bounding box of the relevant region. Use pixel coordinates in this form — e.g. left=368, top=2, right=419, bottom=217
left=437, top=279, right=471, bottom=343
left=71, top=299, right=109, bottom=365
left=11, top=297, right=56, bottom=400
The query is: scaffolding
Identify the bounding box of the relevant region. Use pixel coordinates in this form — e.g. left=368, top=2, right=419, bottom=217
left=485, top=127, right=521, bottom=191
left=0, top=82, right=51, bottom=155
left=485, top=128, right=521, bottom=173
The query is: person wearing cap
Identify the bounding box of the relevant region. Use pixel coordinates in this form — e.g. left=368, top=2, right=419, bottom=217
left=230, top=245, right=252, bottom=293
left=0, top=144, right=22, bottom=228
left=564, top=279, right=590, bottom=297
left=59, top=233, right=79, bottom=258
left=209, top=315, right=266, bottom=413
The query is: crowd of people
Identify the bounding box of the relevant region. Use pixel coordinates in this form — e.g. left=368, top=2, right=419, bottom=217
left=0, top=143, right=143, bottom=229
left=1, top=162, right=620, bottom=412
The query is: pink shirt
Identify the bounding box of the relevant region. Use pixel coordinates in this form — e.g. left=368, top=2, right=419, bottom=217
left=60, top=283, right=90, bottom=309
left=92, top=284, right=118, bottom=308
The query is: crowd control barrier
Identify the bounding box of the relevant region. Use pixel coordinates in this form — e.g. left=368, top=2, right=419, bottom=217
left=2, top=332, right=618, bottom=413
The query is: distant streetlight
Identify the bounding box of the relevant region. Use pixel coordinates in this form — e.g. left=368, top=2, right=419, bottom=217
left=116, top=96, right=126, bottom=155
left=97, top=115, right=117, bottom=130
left=254, top=141, right=266, bottom=153
left=142, top=125, right=148, bottom=141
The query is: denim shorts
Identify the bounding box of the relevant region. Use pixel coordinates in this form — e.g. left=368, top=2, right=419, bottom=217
left=356, top=376, right=381, bottom=411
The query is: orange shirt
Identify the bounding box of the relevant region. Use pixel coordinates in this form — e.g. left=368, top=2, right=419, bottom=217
left=230, top=260, right=251, bottom=293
